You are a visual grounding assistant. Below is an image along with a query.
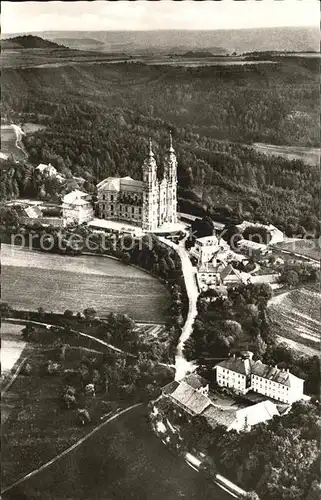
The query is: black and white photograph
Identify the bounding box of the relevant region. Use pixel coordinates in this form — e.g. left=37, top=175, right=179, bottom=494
left=1, top=1, right=320, bottom=499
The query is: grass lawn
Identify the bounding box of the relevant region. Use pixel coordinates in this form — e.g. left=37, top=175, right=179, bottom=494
left=1, top=341, right=120, bottom=489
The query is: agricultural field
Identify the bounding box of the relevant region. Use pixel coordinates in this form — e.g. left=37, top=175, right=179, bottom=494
left=273, top=238, right=320, bottom=261
left=1, top=322, right=26, bottom=375
left=2, top=245, right=170, bottom=323
left=268, top=288, right=320, bottom=356
left=253, top=142, right=320, bottom=166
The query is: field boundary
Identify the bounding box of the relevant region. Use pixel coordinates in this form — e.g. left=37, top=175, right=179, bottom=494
left=1, top=356, right=28, bottom=396
left=1, top=402, right=143, bottom=495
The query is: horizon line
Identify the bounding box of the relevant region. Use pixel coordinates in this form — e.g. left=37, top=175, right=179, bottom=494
left=2, top=25, right=318, bottom=35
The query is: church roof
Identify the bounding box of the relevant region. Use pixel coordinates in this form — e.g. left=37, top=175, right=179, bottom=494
left=97, top=176, right=143, bottom=193
left=120, top=177, right=144, bottom=192
left=97, top=177, right=121, bottom=191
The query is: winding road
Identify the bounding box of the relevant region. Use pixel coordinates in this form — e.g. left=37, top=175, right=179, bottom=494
left=158, top=236, right=199, bottom=380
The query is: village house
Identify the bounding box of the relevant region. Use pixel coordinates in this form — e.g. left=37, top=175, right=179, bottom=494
left=196, top=262, right=252, bottom=293
left=36, top=163, right=65, bottom=182
left=62, top=190, right=94, bottom=226
left=216, top=351, right=305, bottom=404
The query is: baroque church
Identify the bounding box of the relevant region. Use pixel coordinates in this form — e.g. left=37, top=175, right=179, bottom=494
left=97, top=134, right=178, bottom=231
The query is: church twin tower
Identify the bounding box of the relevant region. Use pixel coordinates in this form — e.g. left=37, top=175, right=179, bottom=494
left=97, top=133, right=177, bottom=232
left=142, top=134, right=178, bottom=231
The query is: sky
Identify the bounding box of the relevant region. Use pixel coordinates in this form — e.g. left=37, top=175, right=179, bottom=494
left=1, top=0, right=319, bottom=34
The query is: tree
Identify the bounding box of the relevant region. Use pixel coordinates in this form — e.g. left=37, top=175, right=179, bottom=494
left=307, top=480, right=321, bottom=500
left=191, top=217, right=215, bottom=238
left=221, top=224, right=242, bottom=248
left=63, top=309, right=73, bottom=318
left=0, top=302, right=12, bottom=318
left=37, top=306, right=45, bottom=318
left=46, top=360, right=59, bottom=375
left=200, top=455, right=217, bottom=481
left=22, top=362, right=32, bottom=375
left=243, top=225, right=271, bottom=245
left=241, top=492, right=261, bottom=500
left=77, top=408, right=91, bottom=425
left=285, top=269, right=299, bottom=288
left=83, top=307, right=97, bottom=321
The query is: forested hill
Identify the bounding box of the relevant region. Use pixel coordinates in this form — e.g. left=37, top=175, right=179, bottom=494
left=1, top=35, right=66, bottom=50
left=1, top=58, right=319, bottom=235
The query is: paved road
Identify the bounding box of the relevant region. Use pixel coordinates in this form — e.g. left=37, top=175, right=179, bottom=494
left=158, top=236, right=199, bottom=380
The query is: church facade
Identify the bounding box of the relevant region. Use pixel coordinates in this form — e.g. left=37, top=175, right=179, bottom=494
left=97, top=135, right=177, bottom=231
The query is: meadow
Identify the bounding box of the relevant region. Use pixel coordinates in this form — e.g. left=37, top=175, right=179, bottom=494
left=2, top=245, right=170, bottom=323
left=274, top=239, right=320, bottom=261
left=253, top=142, right=320, bottom=167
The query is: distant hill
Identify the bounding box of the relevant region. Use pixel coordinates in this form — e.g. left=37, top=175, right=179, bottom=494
left=53, top=38, right=105, bottom=51
left=6, top=27, right=319, bottom=54
left=181, top=49, right=228, bottom=57
left=1, top=35, right=66, bottom=50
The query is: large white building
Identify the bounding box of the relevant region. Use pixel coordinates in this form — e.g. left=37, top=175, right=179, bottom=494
left=62, top=190, right=94, bottom=226
left=216, top=352, right=305, bottom=404
left=162, top=373, right=280, bottom=432
left=96, top=136, right=177, bottom=232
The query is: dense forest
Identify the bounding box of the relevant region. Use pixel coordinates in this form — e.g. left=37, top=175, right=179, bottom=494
left=1, top=58, right=319, bottom=234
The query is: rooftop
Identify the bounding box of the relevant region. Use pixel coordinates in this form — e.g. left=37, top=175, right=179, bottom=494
left=229, top=400, right=279, bottom=430
left=196, top=235, right=218, bottom=246
left=237, top=239, right=267, bottom=250
left=183, top=373, right=208, bottom=390
left=97, top=176, right=144, bottom=193
left=201, top=405, right=237, bottom=428
left=251, top=360, right=303, bottom=387
left=88, top=218, right=144, bottom=236
left=219, top=264, right=251, bottom=284
left=170, top=381, right=212, bottom=415
left=217, top=356, right=253, bottom=376
left=217, top=356, right=305, bottom=388
left=63, top=190, right=91, bottom=204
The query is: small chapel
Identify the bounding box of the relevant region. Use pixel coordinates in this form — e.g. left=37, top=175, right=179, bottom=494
left=96, top=134, right=178, bottom=231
